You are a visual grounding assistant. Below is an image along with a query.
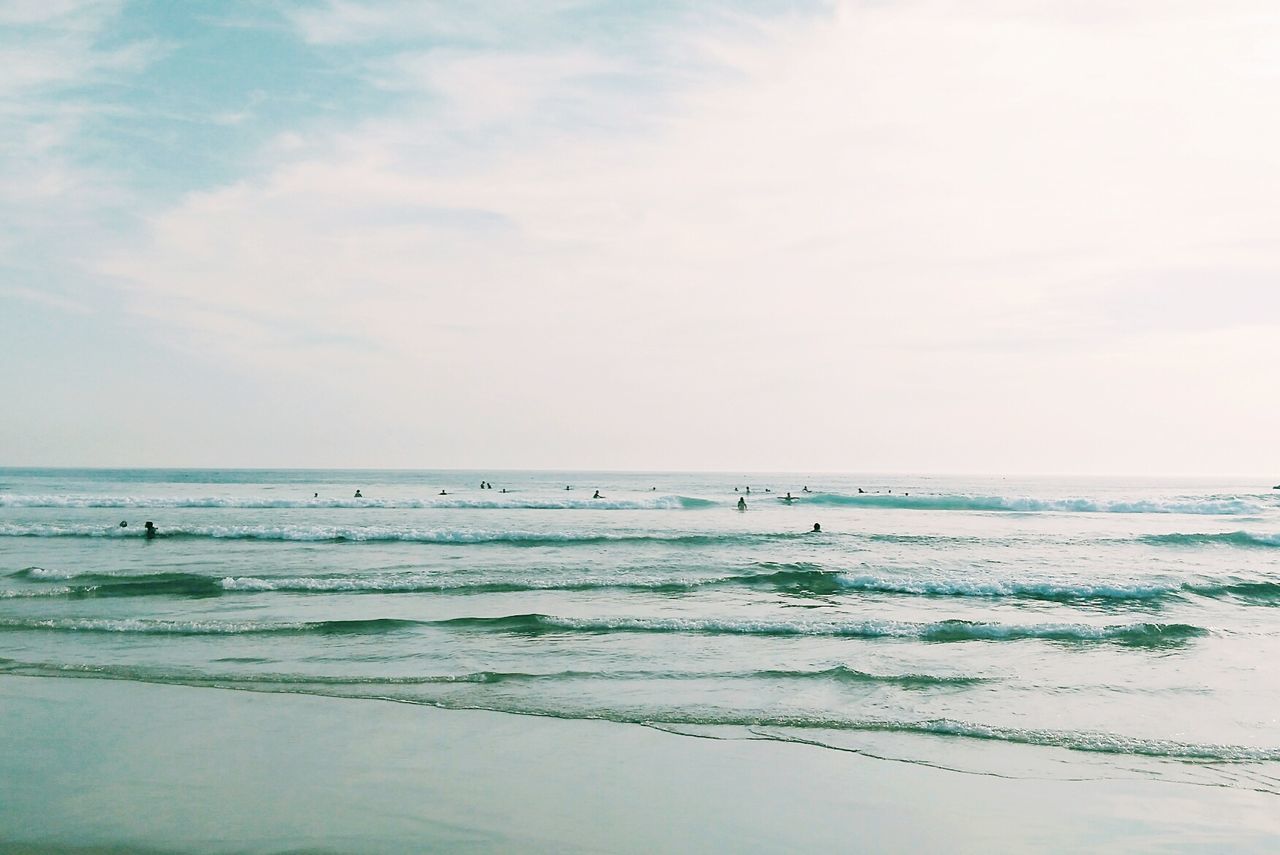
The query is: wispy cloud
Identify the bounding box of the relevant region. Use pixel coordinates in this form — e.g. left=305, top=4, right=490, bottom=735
left=8, top=0, right=1280, bottom=470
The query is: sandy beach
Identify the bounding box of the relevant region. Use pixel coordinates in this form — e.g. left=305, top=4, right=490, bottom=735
left=2, top=674, right=1277, bottom=853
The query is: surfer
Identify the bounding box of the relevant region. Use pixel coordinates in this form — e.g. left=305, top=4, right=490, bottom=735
left=737, top=497, right=747, bottom=511
left=439, top=490, right=448, bottom=496
left=811, top=522, right=821, bottom=532
left=802, top=486, right=810, bottom=493
left=781, top=492, right=795, bottom=503
left=857, top=488, right=865, bottom=494
left=593, top=490, right=603, bottom=499
left=354, top=489, right=363, bottom=498
left=144, top=521, right=157, bottom=539
left=119, top=521, right=127, bottom=528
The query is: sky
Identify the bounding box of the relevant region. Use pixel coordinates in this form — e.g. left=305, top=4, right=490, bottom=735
left=2, top=0, right=1279, bottom=475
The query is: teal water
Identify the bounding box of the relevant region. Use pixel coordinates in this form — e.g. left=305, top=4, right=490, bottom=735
left=3, top=469, right=1279, bottom=790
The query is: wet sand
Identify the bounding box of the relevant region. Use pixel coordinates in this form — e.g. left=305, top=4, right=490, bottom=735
left=2, top=675, right=1278, bottom=853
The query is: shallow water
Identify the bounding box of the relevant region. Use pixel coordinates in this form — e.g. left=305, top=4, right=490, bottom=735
left=2, top=468, right=1279, bottom=792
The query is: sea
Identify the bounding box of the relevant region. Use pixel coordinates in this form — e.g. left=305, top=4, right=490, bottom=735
left=2, top=468, right=1279, bottom=794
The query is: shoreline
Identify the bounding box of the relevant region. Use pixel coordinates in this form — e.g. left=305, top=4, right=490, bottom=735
left=3, top=675, right=1279, bottom=853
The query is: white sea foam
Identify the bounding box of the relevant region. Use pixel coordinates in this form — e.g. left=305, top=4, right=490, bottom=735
left=808, top=492, right=1275, bottom=515
left=0, top=522, right=733, bottom=544
left=832, top=574, right=1177, bottom=600
left=0, top=494, right=709, bottom=510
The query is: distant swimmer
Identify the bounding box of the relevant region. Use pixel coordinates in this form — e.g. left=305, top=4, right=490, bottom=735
left=119, top=520, right=127, bottom=527
left=802, top=486, right=810, bottom=493
left=857, top=488, right=865, bottom=494
left=439, top=490, right=448, bottom=496
left=764, top=488, right=772, bottom=493
left=500, top=488, right=507, bottom=493
left=354, top=490, right=363, bottom=498
left=745, top=486, right=751, bottom=494
left=737, top=497, right=747, bottom=511
left=565, top=485, right=572, bottom=491
left=314, top=493, right=318, bottom=498
left=811, top=522, right=821, bottom=532
left=144, top=521, right=157, bottom=539
left=593, top=490, right=603, bottom=499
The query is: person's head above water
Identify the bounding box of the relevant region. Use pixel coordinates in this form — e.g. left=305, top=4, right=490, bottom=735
left=812, top=522, right=821, bottom=532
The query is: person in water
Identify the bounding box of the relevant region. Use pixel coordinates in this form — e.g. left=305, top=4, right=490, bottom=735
left=439, top=490, right=448, bottom=496
left=144, top=521, right=158, bottom=539
left=737, top=497, right=747, bottom=510
left=354, top=489, right=363, bottom=498
left=811, top=522, right=821, bottom=532
left=313, top=493, right=318, bottom=498
left=119, top=521, right=127, bottom=528
left=783, top=492, right=794, bottom=501
left=593, top=490, right=603, bottom=499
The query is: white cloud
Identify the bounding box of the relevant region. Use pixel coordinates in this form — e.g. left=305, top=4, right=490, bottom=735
left=97, top=0, right=1280, bottom=471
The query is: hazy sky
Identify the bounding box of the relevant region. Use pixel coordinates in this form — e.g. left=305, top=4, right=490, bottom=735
left=3, top=0, right=1279, bottom=474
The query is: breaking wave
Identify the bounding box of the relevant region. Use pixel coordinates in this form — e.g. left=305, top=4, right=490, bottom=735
left=11, top=565, right=1278, bottom=606
left=806, top=493, right=1272, bottom=515
left=432, top=613, right=1207, bottom=646
left=1142, top=531, right=1280, bottom=548
left=0, top=523, right=775, bottom=546
left=0, top=494, right=715, bottom=510
left=0, top=611, right=1207, bottom=646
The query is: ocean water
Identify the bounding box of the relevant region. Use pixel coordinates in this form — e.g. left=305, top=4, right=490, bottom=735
left=3, top=468, right=1280, bottom=793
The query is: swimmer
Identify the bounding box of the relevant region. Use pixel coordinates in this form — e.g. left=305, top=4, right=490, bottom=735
left=439, top=490, right=448, bottom=496
left=737, top=497, right=747, bottom=511
left=857, top=488, right=865, bottom=494
left=354, top=489, right=363, bottom=498
left=802, top=486, right=810, bottom=493
left=119, top=521, right=127, bottom=528
left=811, top=522, right=821, bottom=532
left=593, top=490, right=603, bottom=499
left=313, top=493, right=318, bottom=498
left=144, top=521, right=158, bottom=539
left=500, top=488, right=507, bottom=493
